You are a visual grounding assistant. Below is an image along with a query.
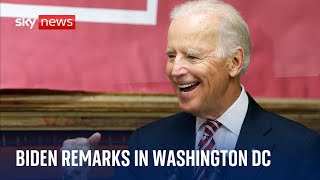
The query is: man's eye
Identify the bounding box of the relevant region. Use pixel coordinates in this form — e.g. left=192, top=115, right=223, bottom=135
left=187, top=55, right=198, bottom=59
left=167, top=54, right=176, bottom=58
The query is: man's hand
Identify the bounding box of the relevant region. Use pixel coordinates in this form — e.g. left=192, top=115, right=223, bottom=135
left=61, top=132, right=101, bottom=179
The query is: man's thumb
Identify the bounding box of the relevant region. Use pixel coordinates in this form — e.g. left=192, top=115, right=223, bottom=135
left=88, top=132, right=101, bottom=148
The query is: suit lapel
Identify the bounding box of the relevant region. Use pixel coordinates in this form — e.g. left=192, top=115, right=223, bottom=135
left=225, top=93, right=274, bottom=180
left=166, top=113, right=196, bottom=180
left=177, top=113, right=196, bottom=180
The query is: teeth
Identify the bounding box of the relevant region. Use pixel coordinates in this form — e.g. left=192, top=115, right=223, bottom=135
left=178, top=83, right=197, bottom=89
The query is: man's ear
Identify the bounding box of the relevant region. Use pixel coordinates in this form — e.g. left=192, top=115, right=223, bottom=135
left=227, top=47, right=244, bottom=77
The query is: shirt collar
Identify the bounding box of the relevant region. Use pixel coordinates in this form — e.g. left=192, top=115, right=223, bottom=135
left=195, top=85, right=249, bottom=136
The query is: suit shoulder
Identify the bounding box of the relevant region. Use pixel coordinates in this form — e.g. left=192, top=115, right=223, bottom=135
left=265, top=110, right=317, bottom=134
left=263, top=110, right=319, bottom=144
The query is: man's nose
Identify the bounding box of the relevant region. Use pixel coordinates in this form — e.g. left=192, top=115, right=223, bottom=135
left=171, top=59, right=188, bottom=77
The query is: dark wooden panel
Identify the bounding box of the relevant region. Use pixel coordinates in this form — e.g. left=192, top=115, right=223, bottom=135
left=1, top=90, right=319, bottom=131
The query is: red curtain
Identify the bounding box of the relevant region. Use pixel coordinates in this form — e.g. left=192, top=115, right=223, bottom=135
left=1, top=0, right=319, bottom=98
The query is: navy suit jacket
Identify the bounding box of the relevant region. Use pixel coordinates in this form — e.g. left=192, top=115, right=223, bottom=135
left=114, top=93, right=320, bottom=180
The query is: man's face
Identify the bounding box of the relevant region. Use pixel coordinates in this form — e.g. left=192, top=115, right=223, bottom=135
left=166, top=13, right=231, bottom=118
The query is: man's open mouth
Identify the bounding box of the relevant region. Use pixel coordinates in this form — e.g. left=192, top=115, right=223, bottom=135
left=178, top=82, right=200, bottom=92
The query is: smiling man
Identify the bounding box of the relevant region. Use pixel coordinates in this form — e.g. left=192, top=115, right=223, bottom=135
left=165, top=4, right=247, bottom=121
left=62, top=0, right=320, bottom=180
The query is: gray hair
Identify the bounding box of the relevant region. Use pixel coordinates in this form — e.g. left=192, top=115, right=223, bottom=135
left=170, top=0, right=252, bottom=75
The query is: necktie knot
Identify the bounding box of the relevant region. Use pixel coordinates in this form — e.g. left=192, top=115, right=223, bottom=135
left=195, top=120, right=222, bottom=180
left=197, top=120, right=222, bottom=151
left=203, top=120, right=222, bottom=138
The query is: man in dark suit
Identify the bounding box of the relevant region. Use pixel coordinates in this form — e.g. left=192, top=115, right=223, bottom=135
left=115, top=94, right=319, bottom=180
left=63, top=0, right=319, bottom=179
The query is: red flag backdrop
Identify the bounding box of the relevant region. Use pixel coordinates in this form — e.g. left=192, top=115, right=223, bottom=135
left=0, top=0, right=319, bottom=98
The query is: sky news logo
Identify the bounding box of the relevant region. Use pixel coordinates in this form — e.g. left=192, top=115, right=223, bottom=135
left=15, top=15, right=75, bottom=30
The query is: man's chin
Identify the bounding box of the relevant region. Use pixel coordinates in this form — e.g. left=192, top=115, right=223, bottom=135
left=178, top=102, right=198, bottom=116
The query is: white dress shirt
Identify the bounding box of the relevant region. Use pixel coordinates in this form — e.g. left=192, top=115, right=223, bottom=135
left=195, top=85, right=249, bottom=151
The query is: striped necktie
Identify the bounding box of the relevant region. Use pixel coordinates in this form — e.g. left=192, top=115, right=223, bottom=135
left=195, top=120, right=222, bottom=180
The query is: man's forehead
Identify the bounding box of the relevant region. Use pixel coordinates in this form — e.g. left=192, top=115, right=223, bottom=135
left=169, top=12, right=220, bottom=34
left=168, top=13, right=220, bottom=44
left=166, top=11, right=222, bottom=53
